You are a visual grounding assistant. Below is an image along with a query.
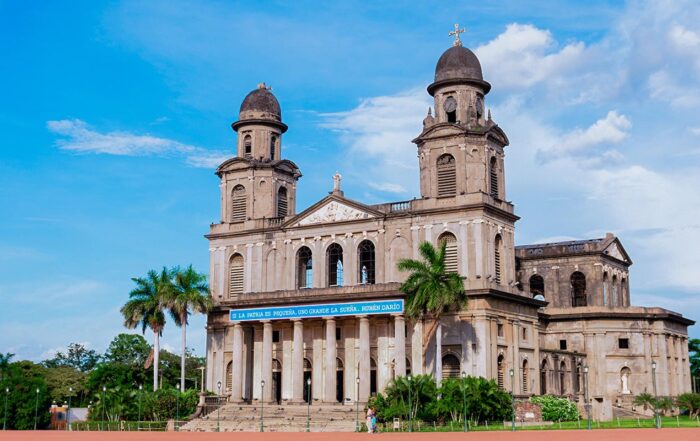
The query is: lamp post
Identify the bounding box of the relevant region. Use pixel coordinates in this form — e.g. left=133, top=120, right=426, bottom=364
left=101, top=386, right=106, bottom=431
left=33, top=388, right=39, bottom=430
left=216, top=381, right=222, bottom=432
left=66, top=387, right=73, bottom=431
left=407, top=374, right=412, bottom=433
left=3, top=387, right=9, bottom=431
left=175, top=383, right=180, bottom=431
left=307, top=378, right=312, bottom=432
left=509, top=368, right=515, bottom=432
left=260, top=380, right=265, bottom=432
left=652, top=361, right=660, bottom=429
left=355, top=377, right=360, bottom=432
left=583, top=365, right=591, bottom=430
left=138, top=385, right=143, bottom=432
left=461, top=371, right=468, bottom=432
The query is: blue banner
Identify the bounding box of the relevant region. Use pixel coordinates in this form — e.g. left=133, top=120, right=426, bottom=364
left=229, top=299, right=404, bottom=322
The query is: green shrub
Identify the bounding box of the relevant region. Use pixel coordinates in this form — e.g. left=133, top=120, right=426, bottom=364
left=677, top=393, right=700, bottom=417
left=530, top=395, right=579, bottom=421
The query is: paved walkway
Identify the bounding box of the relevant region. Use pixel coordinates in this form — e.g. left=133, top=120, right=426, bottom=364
left=0, top=428, right=697, bottom=441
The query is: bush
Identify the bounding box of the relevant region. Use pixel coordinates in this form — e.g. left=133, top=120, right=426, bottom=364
left=530, top=395, right=579, bottom=421
left=676, top=393, right=700, bottom=417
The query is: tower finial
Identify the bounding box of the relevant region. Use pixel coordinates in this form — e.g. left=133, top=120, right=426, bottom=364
left=449, top=23, right=465, bottom=47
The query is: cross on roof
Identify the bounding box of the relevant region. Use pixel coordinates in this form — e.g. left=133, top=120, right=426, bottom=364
left=449, top=23, right=465, bottom=47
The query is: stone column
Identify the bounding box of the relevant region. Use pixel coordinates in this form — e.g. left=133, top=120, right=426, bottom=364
left=231, top=323, right=244, bottom=402
left=512, top=320, right=520, bottom=393
left=324, top=318, right=337, bottom=402
left=394, top=315, right=406, bottom=377
left=261, top=321, right=273, bottom=402
left=474, top=220, right=483, bottom=278
left=292, top=319, right=304, bottom=402
left=359, top=316, right=370, bottom=401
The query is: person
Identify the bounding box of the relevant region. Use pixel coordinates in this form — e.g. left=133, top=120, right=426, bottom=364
left=371, top=408, right=377, bottom=433
left=366, top=408, right=374, bottom=434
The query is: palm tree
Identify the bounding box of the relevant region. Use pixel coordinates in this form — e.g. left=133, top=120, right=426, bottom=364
left=397, top=241, right=466, bottom=383
left=120, top=268, right=171, bottom=391
left=166, top=265, right=212, bottom=391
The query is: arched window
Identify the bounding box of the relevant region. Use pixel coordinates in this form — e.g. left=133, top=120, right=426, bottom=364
left=326, top=243, right=344, bottom=287
left=243, top=134, right=252, bottom=159
left=571, top=272, right=587, bottom=307
left=297, top=246, right=313, bottom=289
left=522, top=359, right=529, bottom=393
left=603, top=272, right=609, bottom=306
left=229, top=254, right=244, bottom=298
left=621, top=278, right=627, bottom=306
left=497, top=354, right=505, bottom=389
left=270, top=135, right=276, bottom=160
left=574, top=363, right=581, bottom=394
left=540, top=359, right=548, bottom=395
left=277, top=187, right=288, bottom=217
left=612, top=274, right=618, bottom=306
left=494, top=234, right=503, bottom=284
left=231, top=185, right=247, bottom=222
left=444, top=96, right=457, bottom=123
left=489, top=157, right=499, bottom=199
left=357, top=240, right=375, bottom=284
left=438, top=232, right=458, bottom=274
left=441, top=354, right=461, bottom=378
left=436, top=154, right=456, bottom=197
left=559, top=360, right=567, bottom=395
left=529, top=274, right=545, bottom=300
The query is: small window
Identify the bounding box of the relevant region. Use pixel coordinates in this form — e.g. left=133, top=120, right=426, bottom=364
left=277, top=187, right=288, bottom=217
left=494, top=234, right=503, bottom=284
left=270, top=135, right=276, bottom=160
left=522, top=327, right=528, bottom=341
left=497, top=323, right=504, bottom=337
left=244, top=134, right=252, bottom=159
left=336, top=327, right=342, bottom=341
left=559, top=339, right=567, bottom=350
left=272, top=330, right=280, bottom=343
left=619, top=338, right=629, bottom=349
left=436, top=154, right=456, bottom=197
left=231, top=185, right=247, bottom=222
left=489, top=157, right=499, bottom=199
left=438, top=232, right=458, bottom=274
left=229, top=254, right=244, bottom=298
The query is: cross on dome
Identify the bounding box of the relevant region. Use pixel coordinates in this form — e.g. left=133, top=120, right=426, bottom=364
left=449, top=23, right=465, bottom=47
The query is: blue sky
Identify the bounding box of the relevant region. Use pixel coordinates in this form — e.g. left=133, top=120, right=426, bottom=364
left=1, top=0, right=699, bottom=361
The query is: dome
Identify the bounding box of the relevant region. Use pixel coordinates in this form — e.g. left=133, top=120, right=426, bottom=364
left=232, top=83, right=288, bottom=133
left=239, top=83, right=281, bottom=119
left=427, top=46, right=491, bottom=96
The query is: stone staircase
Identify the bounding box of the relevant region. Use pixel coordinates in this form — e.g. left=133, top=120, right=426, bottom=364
left=180, top=403, right=360, bottom=432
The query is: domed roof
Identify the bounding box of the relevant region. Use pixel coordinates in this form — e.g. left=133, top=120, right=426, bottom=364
left=239, top=83, right=281, bottom=118
left=427, top=46, right=491, bottom=95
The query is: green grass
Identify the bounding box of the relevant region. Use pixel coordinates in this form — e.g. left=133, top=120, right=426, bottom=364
left=374, top=415, right=700, bottom=432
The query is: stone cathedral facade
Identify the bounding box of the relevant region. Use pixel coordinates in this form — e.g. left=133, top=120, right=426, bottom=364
left=204, top=36, right=694, bottom=421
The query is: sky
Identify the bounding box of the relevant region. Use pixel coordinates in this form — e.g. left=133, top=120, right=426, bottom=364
left=1, top=0, right=699, bottom=362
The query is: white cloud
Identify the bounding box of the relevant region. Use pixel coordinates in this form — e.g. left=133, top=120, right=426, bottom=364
left=320, top=88, right=430, bottom=196
left=47, top=119, right=230, bottom=168
left=648, top=70, right=700, bottom=108
left=475, top=24, right=587, bottom=91
left=542, top=111, right=632, bottom=158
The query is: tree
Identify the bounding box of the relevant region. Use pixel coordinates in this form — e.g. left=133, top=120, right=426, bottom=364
left=633, top=392, right=656, bottom=411
left=689, top=338, right=700, bottom=387
left=121, top=268, right=170, bottom=391
left=369, top=374, right=438, bottom=422
left=105, top=333, right=151, bottom=367
left=0, top=352, right=13, bottom=383
left=43, top=366, right=87, bottom=405
left=164, top=265, right=212, bottom=391
left=0, top=361, right=51, bottom=430
left=397, top=241, right=466, bottom=383
left=438, top=376, right=513, bottom=424
left=42, top=343, right=99, bottom=372
left=676, top=392, right=700, bottom=417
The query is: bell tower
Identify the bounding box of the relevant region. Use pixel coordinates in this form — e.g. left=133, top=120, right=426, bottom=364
left=216, top=83, right=302, bottom=224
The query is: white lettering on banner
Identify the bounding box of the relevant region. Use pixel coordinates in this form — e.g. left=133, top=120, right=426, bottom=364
left=229, top=299, right=404, bottom=322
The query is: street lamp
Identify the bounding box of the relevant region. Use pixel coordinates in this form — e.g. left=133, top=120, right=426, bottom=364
left=175, top=383, right=180, bottom=431
left=216, top=381, right=222, bottom=432
left=407, top=374, right=412, bottom=433
left=355, top=377, right=360, bottom=432
left=509, top=368, right=515, bottom=432
left=138, top=385, right=143, bottom=432
left=461, top=371, right=468, bottom=432
left=66, top=387, right=73, bottom=432
left=307, top=378, right=312, bottom=432
left=583, top=365, right=591, bottom=430
left=652, top=361, right=660, bottom=429
left=101, top=386, right=106, bottom=431
left=3, top=387, right=9, bottom=431
left=260, top=380, right=265, bottom=432
left=33, top=387, right=39, bottom=430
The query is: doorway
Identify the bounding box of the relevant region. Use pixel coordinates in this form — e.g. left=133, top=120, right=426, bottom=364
left=336, top=358, right=344, bottom=403
left=272, top=359, right=282, bottom=404
left=303, top=358, right=312, bottom=403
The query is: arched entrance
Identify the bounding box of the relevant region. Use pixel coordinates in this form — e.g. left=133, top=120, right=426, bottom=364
left=441, top=354, right=461, bottom=378
left=540, top=359, right=548, bottom=395
left=336, top=358, right=344, bottom=403
left=370, top=358, right=377, bottom=396
left=559, top=360, right=566, bottom=395
left=272, top=359, right=282, bottom=404
left=303, top=358, right=312, bottom=403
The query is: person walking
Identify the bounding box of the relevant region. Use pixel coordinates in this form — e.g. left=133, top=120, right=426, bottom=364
left=366, top=408, right=374, bottom=434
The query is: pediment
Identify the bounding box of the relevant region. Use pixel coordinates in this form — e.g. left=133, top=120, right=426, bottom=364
left=288, top=196, right=379, bottom=227
left=603, top=240, right=630, bottom=263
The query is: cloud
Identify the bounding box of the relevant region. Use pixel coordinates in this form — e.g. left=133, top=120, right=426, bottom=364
left=319, top=88, right=430, bottom=197
left=475, top=24, right=587, bottom=90
left=47, top=119, right=230, bottom=168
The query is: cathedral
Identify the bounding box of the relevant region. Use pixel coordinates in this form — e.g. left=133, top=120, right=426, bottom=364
left=203, top=30, right=693, bottom=421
